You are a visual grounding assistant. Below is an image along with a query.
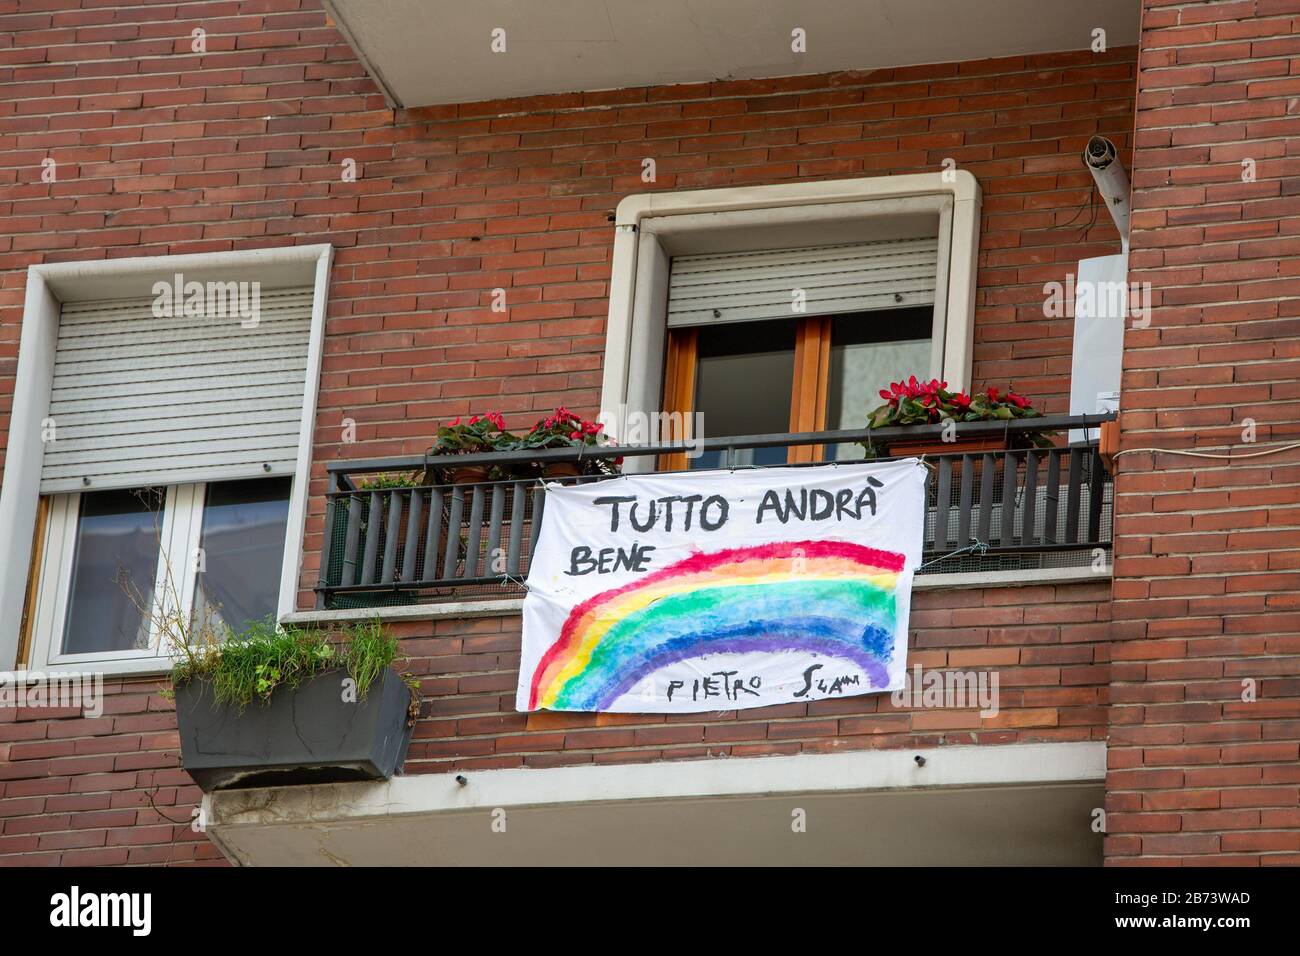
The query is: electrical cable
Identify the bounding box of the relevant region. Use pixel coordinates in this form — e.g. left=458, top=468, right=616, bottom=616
left=1112, top=441, right=1300, bottom=462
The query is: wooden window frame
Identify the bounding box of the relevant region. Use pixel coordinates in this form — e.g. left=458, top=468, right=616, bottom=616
left=660, top=314, right=835, bottom=469
left=658, top=327, right=698, bottom=472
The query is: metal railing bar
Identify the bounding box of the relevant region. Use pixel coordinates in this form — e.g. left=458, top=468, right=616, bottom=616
left=1000, top=451, right=1019, bottom=547
left=442, top=486, right=465, bottom=581
left=380, top=489, right=401, bottom=585
left=315, top=418, right=1118, bottom=606
left=423, top=487, right=444, bottom=581
left=400, top=489, right=423, bottom=583
left=1043, top=451, right=1062, bottom=546
left=324, top=413, right=1116, bottom=475
left=976, top=452, right=995, bottom=545
left=507, top=481, right=526, bottom=577
left=1065, top=448, right=1084, bottom=544
left=463, top=485, right=486, bottom=579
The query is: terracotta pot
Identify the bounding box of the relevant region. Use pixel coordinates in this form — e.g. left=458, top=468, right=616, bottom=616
left=542, top=462, right=582, bottom=479
left=886, top=434, right=1009, bottom=459
left=450, top=464, right=490, bottom=485
left=1099, top=418, right=1120, bottom=475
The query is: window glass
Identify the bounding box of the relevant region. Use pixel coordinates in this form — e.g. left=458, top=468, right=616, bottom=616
left=825, top=306, right=934, bottom=461
left=690, top=318, right=796, bottom=470
left=61, top=488, right=165, bottom=655
left=192, top=477, right=291, bottom=637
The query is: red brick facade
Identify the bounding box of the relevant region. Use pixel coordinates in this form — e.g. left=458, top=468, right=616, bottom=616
left=0, top=581, right=1109, bottom=865
left=1106, top=0, right=1300, bottom=865
left=1, top=0, right=1296, bottom=868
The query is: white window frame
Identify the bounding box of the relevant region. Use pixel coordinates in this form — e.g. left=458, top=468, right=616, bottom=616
left=597, top=172, right=981, bottom=441
left=0, top=245, right=333, bottom=675
left=28, top=480, right=294, bottom=673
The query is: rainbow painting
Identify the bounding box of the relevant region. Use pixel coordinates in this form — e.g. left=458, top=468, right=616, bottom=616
left=527, top=539, right=905, bottom=711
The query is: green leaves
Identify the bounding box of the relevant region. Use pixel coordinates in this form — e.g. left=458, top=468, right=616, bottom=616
left=430, top=415, right=513, bottom=456
left=865, top=377, right=1044, bottom=429
left=170, top=617, right=398, bottom=712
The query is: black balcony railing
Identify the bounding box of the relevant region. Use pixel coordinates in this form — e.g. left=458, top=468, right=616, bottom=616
left=315, top=414, right=1116, bottom=609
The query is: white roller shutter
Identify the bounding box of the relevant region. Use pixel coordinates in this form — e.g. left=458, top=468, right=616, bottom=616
left=40, top=287, right=313, bottom=493
left=666, top=237, right=938, bottom=327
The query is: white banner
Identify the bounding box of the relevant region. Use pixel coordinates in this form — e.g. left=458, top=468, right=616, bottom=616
left=517, top=460, right=927, bottom=713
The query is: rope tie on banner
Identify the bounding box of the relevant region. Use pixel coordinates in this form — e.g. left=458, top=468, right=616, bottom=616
left=918, top=538, right=990, bottom=571
left=499, top=571, right=530, bottom=592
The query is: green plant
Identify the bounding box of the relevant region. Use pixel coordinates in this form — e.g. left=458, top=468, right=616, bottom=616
left=355, top=471, right=423, bottom=489
left=168, top=616, right=403, bottom=713
left=428, top=411, right=514, bottom=456
left=118, top=508, right=415, bottom=714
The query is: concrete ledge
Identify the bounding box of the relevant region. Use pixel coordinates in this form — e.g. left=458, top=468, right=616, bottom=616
left=206, top=741, right=1107, bottom=828
left=914, top=565, right=1109, bottom=591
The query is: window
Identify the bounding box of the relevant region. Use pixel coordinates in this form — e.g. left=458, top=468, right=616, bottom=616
left=598, top=175, right=981, bottom=459
left=1, top=246, right=331, bottom=673
left=661, top=305, right=937, bottom=468
left=682, top=318, right=797, bottom=469
left=191, top=477, right=293, bottom=634
left=60, top=488, right=165, bottom=656
left=33, top=479, right=292, bottom=666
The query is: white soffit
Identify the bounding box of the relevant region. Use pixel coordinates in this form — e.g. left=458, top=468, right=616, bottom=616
left=324, top=0, right=1141, bottom=108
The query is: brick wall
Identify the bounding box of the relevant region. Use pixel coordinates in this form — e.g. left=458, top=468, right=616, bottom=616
left=1107, top=0, right=1300, bottom=865
left=403, top=582, right=1111, bottom=770
left=0, top=682, right=217, bottom=866
left=297, top=48, right=1133, bottom=603
left=0, top=581, right=1109, bottom=864
left=0, top=0, right=1136, bottom=864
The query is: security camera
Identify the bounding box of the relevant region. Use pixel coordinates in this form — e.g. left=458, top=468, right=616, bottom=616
left=1083, top=135, right=1130, bottom=242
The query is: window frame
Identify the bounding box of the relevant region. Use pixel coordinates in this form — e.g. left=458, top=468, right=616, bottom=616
left=661, top=305, right=938, bottom=469
left=599, top=174, right=981, bottom=455
left=27, top=480, right=292, bottom=672
left=0, top=245, right=333, bottom=674
left=32, top=485, right=191, bottom=671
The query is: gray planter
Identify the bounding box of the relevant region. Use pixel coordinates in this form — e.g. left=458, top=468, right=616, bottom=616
left=175, top=666, right=415, bottom=792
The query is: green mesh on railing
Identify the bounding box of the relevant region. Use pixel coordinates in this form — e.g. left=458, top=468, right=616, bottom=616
left=325, top=497, right=349, bottom=586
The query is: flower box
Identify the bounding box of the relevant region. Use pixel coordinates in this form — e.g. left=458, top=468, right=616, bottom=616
left=885, top=434, right=1010, bottom=459
left=175, top=666, right=416, bottom=792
